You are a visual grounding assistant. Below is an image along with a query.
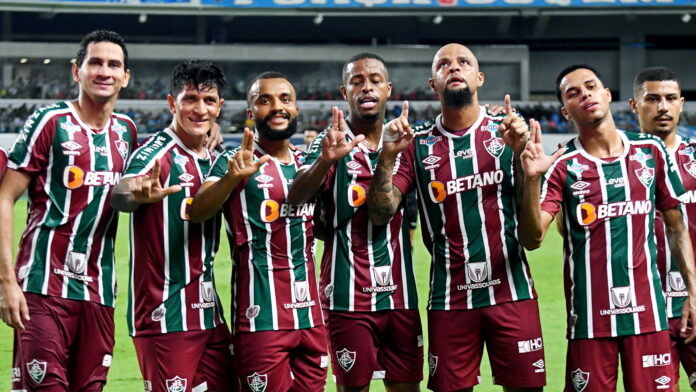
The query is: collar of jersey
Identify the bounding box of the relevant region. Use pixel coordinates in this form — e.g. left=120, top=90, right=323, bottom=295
left=573, top=129, right=629, bottom=165
left=434, top=106, right=486, bottom=139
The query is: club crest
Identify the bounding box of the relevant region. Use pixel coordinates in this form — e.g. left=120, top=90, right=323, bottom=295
left=67, top=251, right=87, bottom=275
left=293, top=280, right=309, bottom=302
left=610, top=286, right=632, bottom=308
left=483, top=137, right=505, bottom=158
left=428, top=353, right=438, bottom=376
left=165, top=376, right=187, bottom=392
left=635, top=167, right=655, bottom=188
left=27, top=359, right=46, bottom=384
left=115, top=140, right=129, bottom=160
left=571, top=368, right=589, bottom=392
left=685, top=160, right=696, bottom=179
left=151, top=305, right=166, bottom=322
left=465, top=261, right=489, bottom=283
left=200, top=281, right=214, bottom=302
left=247, top=372, right=268, bottom=392
left=669, top=271, right=686, bottom=291
left=336, top=348, right=356, bottom=372
left=372, top=266, right=392, bottom=287
left=246, top=305, right=260, bottom=319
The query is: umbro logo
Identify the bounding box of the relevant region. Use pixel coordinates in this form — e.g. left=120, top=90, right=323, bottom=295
left=346, top=160, right=362, bottom=172
left=422, top=155, right=441, bottom=170
left=256, top=174, right=274, bottom=189
left=178, top=173, right=194, bottom=186
left=570, top=181, right=590, bottom=190
left=61, top=140, right=81, bottom=156
left=532, top=359, right=545, bottom=373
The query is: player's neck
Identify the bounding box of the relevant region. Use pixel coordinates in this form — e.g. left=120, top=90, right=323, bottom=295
left=346, top=114, right=383, bottom=149
left=258, top=138, right=292, bottom=163
left=173, top=124, right=207, bottom=158
left=659, top=131, right=678, bottom=151
left=72, top=94, right=116, bottom=130
left=576, top=116, right=623, bottom=159
left=440, top=102, right=480, bottom=131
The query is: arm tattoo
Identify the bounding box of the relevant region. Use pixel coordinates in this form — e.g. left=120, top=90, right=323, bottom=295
left=367, top=157, right=403, bottom=225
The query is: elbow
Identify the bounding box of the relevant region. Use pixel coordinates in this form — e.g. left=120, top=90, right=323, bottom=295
left=520, top=233, right=543, bottom=251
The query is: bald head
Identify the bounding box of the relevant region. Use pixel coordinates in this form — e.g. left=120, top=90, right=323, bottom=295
left=431, top=43, right=480, bottom=76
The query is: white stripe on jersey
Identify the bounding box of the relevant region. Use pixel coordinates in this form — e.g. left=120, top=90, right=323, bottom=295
left=618, top=158, right=641, bottom=335
left=259, top=163, right=279, bottom=331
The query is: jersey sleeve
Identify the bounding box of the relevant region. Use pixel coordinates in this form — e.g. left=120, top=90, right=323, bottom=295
left=123, top=133, right=165, bottom=178
left=0, top=148, right=7, bottom=179
left=7, top=108, right=57, bottom=174
left=392, top=143, right=416, bottom=196
left=206, top=149, right=234, bottom=182
left=653, top=140, right=685, bottom=212
left=540, top=159, right=565, bottom=218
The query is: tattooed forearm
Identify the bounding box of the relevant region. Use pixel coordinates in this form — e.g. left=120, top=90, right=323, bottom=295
left=367, top=156, right=404, bottom=225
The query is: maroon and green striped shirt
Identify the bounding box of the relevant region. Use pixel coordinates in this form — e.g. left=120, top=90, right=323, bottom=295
left=540, top=130, right=684, bottom=339
left=8, top=101, right=137, bottom=307
left=124, top=128, right=225, bottom=336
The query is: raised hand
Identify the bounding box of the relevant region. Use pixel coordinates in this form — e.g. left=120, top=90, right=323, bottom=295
left=520, top=119, right=566, bottom=180
left=320, top=106, right=364, bottom=163
left=228, top=128, right=270, bottom=179
left=498, top=94, right=528, bottom=156
left=381, top=101, right=414, bottom=158
left=130, top=159, right=182, bottom=203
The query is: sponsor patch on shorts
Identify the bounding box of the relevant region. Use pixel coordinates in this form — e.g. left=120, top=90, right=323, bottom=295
left=102, top=354, right=112, bottom=367
left=320, top=355, right=329, bottom=368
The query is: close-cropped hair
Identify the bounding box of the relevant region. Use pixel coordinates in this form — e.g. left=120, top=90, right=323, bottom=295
left=246, top=71, right=291, bottom=105
left=342, top=52, right=388, bottom=83
left=76, top=30, right=129, bottom=70
left=633, top=66, right=681, bottom=96
left=555, top=64, right=602, bottom=104
left=170, top=60, right=227, bottom=96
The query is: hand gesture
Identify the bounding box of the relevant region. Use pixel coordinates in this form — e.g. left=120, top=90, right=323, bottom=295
left=0, top=280, right=30, bottom=330
left=228, top=128, right=270, bottom=179
left=498, top=95, right=528, bottom=156
left=205, top=122, right=224, bottom=150
left=130, top=159, right=182, bottom=203
left=681, top=292, right=696, bottom=344
left=382, top=101, right=414, bottom=158
left=320, top=106, right=364, bottom=163
left=520, top=119, right=566, bottom=180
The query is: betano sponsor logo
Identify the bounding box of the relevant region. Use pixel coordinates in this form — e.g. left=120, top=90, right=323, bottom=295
left=260, top=200, right=315, bottom=223
left=348, top=184, right=367, bottom=207
left=63, top=166, right=120, bottom=189
left=180, top=198, right=193, bottom=221
left=576, top=200, right=652, bottom=226
left=427, top=170, right=504, bottom=203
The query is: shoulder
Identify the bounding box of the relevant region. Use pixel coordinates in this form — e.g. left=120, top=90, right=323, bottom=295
left=130, top=130, right=176, bottom=161
left=112, top=111, right=137, bottom=131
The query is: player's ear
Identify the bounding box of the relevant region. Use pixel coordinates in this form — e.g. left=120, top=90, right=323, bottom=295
left=167, top=94, right=176, bottom=113
left=387, top=81, right=393, bottom=98
left=247, top=108, right=253, bottom=120
left=429, top=78, right=436, bottom=94
left=628, top=98, right=638, bottom=114
left=561, top=106, right=570, bottom=121
left=340, top=85, right=347, bottom=101
left=72, top=63, right=80, bottom=84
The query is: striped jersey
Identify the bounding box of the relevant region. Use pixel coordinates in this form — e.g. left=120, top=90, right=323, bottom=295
left=654, top=136, right=696, bottom=319
left=540, top=130, right=684, bottom=339
left=208, top=143, right=323, bottom=333
left=0, top=147, right=7, bottom=178
left=123, top=128, right=225, bottom=337
left=7, top=101, right=137, bottom=307
left=392, top=110, right=536, bottom=311
left=303, top=124, right=418, bottom=312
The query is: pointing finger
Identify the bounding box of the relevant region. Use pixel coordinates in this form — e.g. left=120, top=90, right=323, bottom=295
left=242, top=128, right=254, bottom=152
left=401, top=100, right=409, bottom=120
left=504, top=94, right=512, bottom=115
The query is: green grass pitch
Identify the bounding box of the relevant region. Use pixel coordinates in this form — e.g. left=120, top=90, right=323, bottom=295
left=1, top=203, right=691, bottom=391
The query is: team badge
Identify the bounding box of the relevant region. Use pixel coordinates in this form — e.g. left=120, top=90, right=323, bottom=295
left=151, top=305, right=166, bottom=322
left=483, top=137, right=505, bottom=158
left=200, top=281, right=214, bottom=302
left=685, top=161, right=696, bottom=179
left=372, top=266, right=392, bottom=286
left=428, top=353, right=438, bottom=376
left=570, top=368, right=589, bottom=392
left=610, top=286, right=632, bottom=308
left=336, top=348, right=356, bottom=372
left=115, top=140, right=129, bottom=160
left=165, top=376, right=187, bottom=392
left=635, top=167, right=655, bottom=188
left=293, top=280, right=309, bottom=302
left=247, top=372, right=268, bottom=392
left=26, top=359, right=46, bottom=384
left=465, top=261, right=489, bottom=283
left=61, top=140, right=81, bottom=156
left=669, top=271, right=686, bottom=291
left=67, top=251, right=87, bottom=275
left=246, top=305, right=260, bottom=319
left=324, top=284, right=334, bottom=298
left=655, top=376, right=671, bottom=390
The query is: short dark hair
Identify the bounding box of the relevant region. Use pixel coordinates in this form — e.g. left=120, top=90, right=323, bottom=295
left=170, top=60, right=226, bottom=97
left=76, top=30, right=129, bottom=70
left=633, top=66, right=681, bottom=96
left=246, top=71, right=291, bottom=105
left=555, top=64, right=602, bottom=104
left=342, top=52, right=388, bottom=83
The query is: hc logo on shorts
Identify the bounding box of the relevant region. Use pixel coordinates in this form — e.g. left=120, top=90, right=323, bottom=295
left=336, top=348, right=356, bottom=372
